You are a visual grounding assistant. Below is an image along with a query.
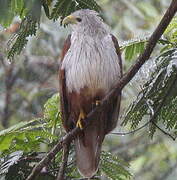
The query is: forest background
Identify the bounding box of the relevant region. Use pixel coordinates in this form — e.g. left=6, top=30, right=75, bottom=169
left=0, top=0, right=177, bottom=180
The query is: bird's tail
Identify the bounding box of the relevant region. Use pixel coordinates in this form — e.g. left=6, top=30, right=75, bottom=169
left=74, top=116, right=105, bottom=178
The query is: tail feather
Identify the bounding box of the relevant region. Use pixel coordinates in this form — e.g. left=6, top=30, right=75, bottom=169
left=75, top=118, right=105, bottom=178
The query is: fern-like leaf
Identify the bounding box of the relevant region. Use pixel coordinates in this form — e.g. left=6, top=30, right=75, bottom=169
left=7, top=0, right=43, bottom=59
left=51, top=0, right=101, bottom=21
left=100, top=151, right=131, bottom=180
left=0, top=119, right=56, bottom=154
left=0, top=151, right=23, bottom=176
left=122, top=48, right=177, bottom=138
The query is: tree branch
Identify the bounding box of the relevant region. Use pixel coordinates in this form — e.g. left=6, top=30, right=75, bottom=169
left=26, top=129, right=80, bottom=180
left=26, top=0, right=177, bottom=179
left=57, top=143, right=70, bottom=180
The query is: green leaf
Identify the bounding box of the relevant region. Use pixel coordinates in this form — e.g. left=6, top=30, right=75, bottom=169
left=42, top=1, right=50, bottom=18
left=125, top=43, right=135, bottom=61
left=160, top=16, right=177, bottom=51
left=44, top=93, right=61, bottom=136
left=121, top=37, right=147, bottom=61
left=10, top=0, right=25, bottom=15
left=0, top=0, right=14, bottom=27
left=0, top=119, right=56, bottom=153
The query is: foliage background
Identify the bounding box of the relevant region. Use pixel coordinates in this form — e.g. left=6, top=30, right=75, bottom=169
left=0, top=0, right=177, bottom=179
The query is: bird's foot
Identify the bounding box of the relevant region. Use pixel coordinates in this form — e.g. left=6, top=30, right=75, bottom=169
left=76, top=109, right=86, bottom=129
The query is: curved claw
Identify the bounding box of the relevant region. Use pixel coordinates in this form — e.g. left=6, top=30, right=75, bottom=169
left=76, top=109, right=86, bottom=129
left=76, top=119, right=83, bottom=129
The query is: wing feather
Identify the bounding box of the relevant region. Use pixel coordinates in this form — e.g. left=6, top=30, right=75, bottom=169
left=111, top=34, right=123, bottom=76
left=59, top=35, right=71, bottom=132
left=105, top=35, right=123, bottom=133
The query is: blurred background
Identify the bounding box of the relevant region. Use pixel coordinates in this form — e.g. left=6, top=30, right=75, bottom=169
left=0, top=0, right=176, bottom=179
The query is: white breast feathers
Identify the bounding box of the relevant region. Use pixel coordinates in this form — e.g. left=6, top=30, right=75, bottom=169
left=61, top=33, right=121, bottom=96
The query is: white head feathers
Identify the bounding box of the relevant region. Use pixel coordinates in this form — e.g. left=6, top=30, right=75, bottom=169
left=69, top=9, right=110, bottom=36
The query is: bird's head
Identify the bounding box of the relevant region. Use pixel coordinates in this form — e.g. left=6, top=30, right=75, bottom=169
left=62, top=9, right=109, bottom=35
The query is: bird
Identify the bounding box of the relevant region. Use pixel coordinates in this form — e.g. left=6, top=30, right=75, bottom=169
left=59, top=9, right=122, bottom=178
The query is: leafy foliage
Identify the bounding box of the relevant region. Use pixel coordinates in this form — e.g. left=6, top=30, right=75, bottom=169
left=100, top=151, right=131, bottom=180
left=0, top=94, right=60, bottom=155
left=0, top=151, right=23, bottom=176
left=0, top=149, right=131, bottom=180
left=44, top=93, right=61, bottom=135
left=121, top=36, right=148, bottom=61
left=159, top=16, right=177, bottom=52
left=7, top=15, right=38, bottom=59
left=0, top=151, right=56, bottom=180
left=0, top=118, right=56, bottom=155
left=5, top=0, right=43, bottom=59
left=121, top=15, right=177, bottom=61
left=51, top=0, right=101, bottom=21
left=0, top=93, right=131, bottom=179
left=0, top=0, right=101, bottom=59
left=123, top=48, right=177, bottom=138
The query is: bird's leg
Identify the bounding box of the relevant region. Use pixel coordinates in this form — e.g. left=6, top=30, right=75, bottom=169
left=76, top=109, right=86, bottom=129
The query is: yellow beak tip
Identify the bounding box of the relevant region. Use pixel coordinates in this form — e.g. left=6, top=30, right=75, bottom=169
left=62, top=15, right=77, bottom=25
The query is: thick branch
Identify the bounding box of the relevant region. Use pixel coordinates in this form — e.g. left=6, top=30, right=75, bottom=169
left=26, top=1, right=177, bottom=179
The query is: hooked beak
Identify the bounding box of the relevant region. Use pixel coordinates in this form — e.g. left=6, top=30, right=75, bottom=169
left=62, top=15, right=78, bottom=26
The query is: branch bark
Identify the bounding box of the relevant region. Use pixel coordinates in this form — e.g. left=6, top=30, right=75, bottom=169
left=57, top=143, right=70, bottom=180
left=26, top=0, right=177, bottom=179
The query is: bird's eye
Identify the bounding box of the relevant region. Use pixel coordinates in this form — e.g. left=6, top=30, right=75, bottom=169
left=76, top=17, right=82, bottom=22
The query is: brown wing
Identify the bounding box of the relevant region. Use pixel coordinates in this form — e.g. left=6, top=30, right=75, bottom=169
left=111, top=34, right=123, bottom=76
left=105, top=35, right=123, bottom=134
left=59, top=35, right=71, bottom=132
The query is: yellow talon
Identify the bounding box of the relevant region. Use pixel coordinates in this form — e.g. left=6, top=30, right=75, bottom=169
left=76, top=109, right=85, bottom=129
left=96, top=100, right=101, bottom=106
left=76, top=119, right=83, bottom=129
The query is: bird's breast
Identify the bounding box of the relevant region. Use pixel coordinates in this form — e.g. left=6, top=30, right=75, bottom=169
left=61, top=34, right=121, bottom=96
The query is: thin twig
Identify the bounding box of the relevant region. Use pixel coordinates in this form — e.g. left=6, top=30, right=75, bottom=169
left=111, top=121, right=150, bottom=136
left=26, top=1, right=177, bottom=179
left=57, top=143, right=70, bottom=180
left=72, top=176, right=101, bottom=180
left=151, top=122, right=176, bottom=140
